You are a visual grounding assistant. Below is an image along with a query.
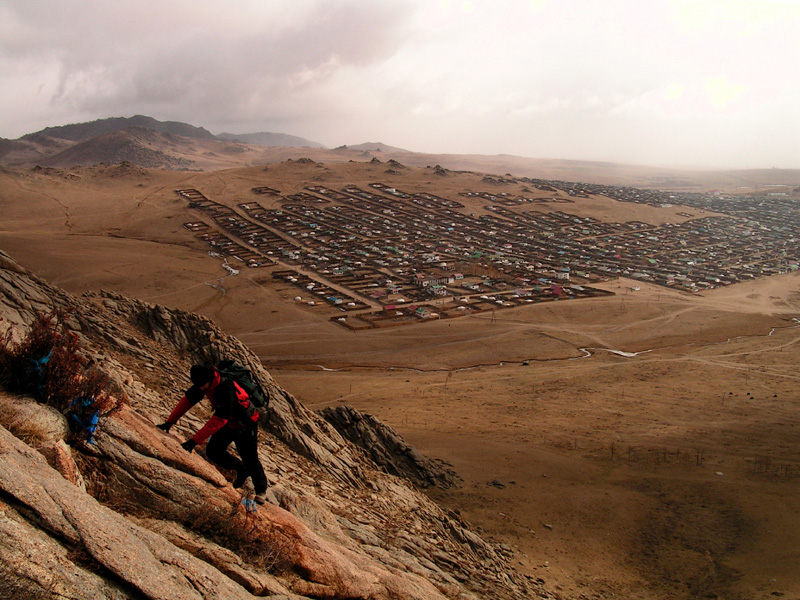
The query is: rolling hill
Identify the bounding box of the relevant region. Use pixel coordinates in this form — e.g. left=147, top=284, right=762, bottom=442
left=0, top=116, right=326, bottom=171
left=23, top=114, right=217, bottom=142
left=1, top=115, right=798, bottom=191
left=216, top=131, right=325, bottom=148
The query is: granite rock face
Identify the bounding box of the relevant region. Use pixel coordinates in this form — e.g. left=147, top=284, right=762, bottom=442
left=320, top=404, right=461, bottom=489
left=0, top=249, right=548, bottom=600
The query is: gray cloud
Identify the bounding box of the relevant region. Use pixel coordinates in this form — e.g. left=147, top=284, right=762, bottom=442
left=2, top=0, right=412, bottom=132
left=1, top=0, right=798, bottom=168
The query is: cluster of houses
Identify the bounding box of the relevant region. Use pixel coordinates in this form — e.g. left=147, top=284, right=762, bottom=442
left=175, top=175, right=798, bottom=327
left=513, top=178, right=800, bottom=288
left=271, top=270, right=370, bottom=311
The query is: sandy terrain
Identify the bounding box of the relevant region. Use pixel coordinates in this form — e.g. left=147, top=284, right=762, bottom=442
left=2, top=160, right=800, bottom=599
left=270, top=274, right=800, bottom=599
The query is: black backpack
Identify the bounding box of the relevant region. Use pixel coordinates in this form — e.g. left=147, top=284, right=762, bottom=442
left=216, top=359, right=269, bottom=409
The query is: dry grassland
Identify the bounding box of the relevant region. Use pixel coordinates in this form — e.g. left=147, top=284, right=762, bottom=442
left=273, top=275, right=800, bottom=600
left=1, top=160, right=799, bottom=599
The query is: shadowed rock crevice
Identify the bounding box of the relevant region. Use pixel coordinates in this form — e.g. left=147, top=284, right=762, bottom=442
left=319, top=405, right=461, bottom=489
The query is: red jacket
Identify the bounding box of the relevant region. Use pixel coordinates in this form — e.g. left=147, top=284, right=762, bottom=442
left=166, top=369, right=258, bottom=444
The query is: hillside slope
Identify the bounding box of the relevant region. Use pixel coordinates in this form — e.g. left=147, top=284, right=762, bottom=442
left=2, top=115, right=798, bottom=188
left=0, top=249, right=546, bottom=600
left=24, top=115, right=217, bottom=142
left=217, top=131, right=325, bottom=148
left=0, top=116, right=283, bottom=171
left=38, top=127, right=195, bottom=170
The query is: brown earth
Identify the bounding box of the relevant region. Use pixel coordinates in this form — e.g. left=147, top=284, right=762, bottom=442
left=1, top=158, right=800, bottom=599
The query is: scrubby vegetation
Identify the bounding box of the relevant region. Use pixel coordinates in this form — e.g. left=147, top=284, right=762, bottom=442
left=181, top=501, right=296, bottom=574
left=0, top=311, right=115, bottom=417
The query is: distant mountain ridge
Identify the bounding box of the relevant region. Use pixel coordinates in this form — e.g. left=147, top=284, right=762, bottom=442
left=2, top=115, right=798, bottom=189
left=16, top=115, right=326, bottom=150
left=39, top=126, right=194, bottom=170
left=23, top=115, right=217, bottom=142
left=216, top=131, right=325, bottom=148
left=339, top=141, right=411, bottom=153
left=0, top=115, right=329, bottom=170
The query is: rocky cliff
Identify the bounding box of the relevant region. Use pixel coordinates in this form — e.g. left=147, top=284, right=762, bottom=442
left=0, top=249, right=549, bottom=600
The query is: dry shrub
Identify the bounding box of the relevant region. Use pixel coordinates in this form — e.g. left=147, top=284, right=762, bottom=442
left=0, top=393, right=68, bottom=446
left=182, top=500, right=296, bottom=573
left=0, top=311, right=116, bottom=416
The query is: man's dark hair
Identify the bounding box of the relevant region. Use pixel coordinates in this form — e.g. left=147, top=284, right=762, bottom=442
left=190, top=364, right=213, bottom=386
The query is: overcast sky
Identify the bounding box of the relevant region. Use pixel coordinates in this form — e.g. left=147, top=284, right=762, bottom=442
left=1, top=0, right=798, bottom=169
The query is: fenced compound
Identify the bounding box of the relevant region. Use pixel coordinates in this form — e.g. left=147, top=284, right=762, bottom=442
left=611, top=444, right=706, bottom=467
left=272, top=270, right=369, bottom=311
left=600, top=443, right=799, bottom=480
left=251, top=186, right=281, bottom=196
left=749, top=456, right=797, bottom=480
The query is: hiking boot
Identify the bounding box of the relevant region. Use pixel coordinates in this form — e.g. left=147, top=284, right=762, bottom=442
left=232, top=471, right=248, bottom=489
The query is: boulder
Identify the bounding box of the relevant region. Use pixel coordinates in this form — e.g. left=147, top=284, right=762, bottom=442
left=38, top=439, right=86, bottom=490
left=0, top=392, right=69, bottom=448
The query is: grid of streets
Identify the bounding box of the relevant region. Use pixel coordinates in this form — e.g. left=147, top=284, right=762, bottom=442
left=176, top=178, right=799, bottom=329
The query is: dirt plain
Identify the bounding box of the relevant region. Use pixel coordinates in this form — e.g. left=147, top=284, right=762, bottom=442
left=1, top=157, right=800, bottom=599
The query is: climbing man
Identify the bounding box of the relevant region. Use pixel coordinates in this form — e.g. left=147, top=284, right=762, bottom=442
left=157, top=364, right=270, bottom=504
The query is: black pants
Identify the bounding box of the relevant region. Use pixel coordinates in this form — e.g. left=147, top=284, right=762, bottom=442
left=205, top=422, right=268, bottom=494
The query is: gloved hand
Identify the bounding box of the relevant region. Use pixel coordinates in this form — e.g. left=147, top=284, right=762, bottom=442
left=181, top=439, right=198, bottom=453
left=156, top=422, right=173, bottom=433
